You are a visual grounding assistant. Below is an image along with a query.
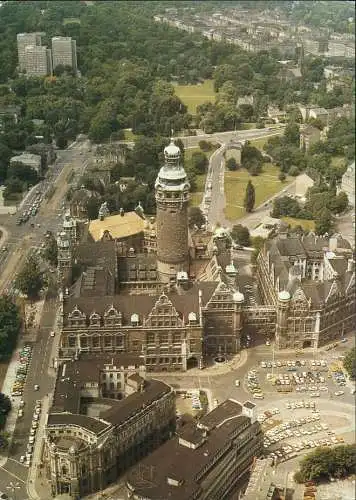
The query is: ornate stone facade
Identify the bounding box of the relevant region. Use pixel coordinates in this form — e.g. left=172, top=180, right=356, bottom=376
left=43, top=357, right=175, bottom=498
left=257, top=232, right=355, bottom=349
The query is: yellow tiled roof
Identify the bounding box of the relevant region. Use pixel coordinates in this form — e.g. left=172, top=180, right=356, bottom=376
left=88, top=212, right=146, bottom=242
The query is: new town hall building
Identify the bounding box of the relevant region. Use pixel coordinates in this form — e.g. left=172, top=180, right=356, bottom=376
left=55, top=140, right=355, bottom=369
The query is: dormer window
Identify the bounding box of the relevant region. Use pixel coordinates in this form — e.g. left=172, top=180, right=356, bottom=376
left=131, top=313, right=139, bottom=326
left=89, top=312, right=101, bottom=327
left=188, top=312, right=197, bottom=325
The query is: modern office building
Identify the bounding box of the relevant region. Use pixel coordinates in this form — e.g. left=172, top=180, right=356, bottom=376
left=52, top=36, right=77, bottom=72
left=17, top=32, right=42, bottom=71
left=126, top=399, right=263, bottom=500
left=23, top=45, right=52, bottom=77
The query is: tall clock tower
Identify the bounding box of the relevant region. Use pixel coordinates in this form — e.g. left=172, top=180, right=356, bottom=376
left=155, top=139, right=190, bottom=283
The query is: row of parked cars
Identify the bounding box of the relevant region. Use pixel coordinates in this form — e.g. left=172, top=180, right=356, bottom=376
left=264, top=415, right=325, bottom=448
left=20, top=399, right=42, bottom=468
left=257, top=408, right=280, bottom=423
left=268, top=435, right=345, bottom=464
left=16, top=192, right=43, bottom=225
left=285, top=400, right=316, bottom=410
left=247, top=370, right=264, bottom=399
left=12, top=345, right=32, bottom=397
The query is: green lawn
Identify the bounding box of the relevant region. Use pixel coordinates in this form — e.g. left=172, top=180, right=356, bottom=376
left=282, top=216, right=315, bottom=232
left=123, top=129, right=138, bottom=141
left=174, top=79, right=216, bottom=114
left=248, top=134, right=281, bottom=151
left=224, top=164, right=293, bottom=221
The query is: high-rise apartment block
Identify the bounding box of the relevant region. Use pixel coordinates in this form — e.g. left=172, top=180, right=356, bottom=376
left=23, top=45, right=52, bottom=77
left=17, top=32, right=42, bottom=71
left=51, top=36, right=77, bottom=72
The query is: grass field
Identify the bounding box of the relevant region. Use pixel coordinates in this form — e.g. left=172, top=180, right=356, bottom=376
left=224, top=164, right=293, bottom=221
left=174, top=79, right=216, bottom=114
left=282, top=216, right=315, bottom=232
left=123, top=129, right=138, bottom=141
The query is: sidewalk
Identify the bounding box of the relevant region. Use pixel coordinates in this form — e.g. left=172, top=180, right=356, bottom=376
left=27, top=394, right=51, bottom=500
left=152, top=350, right=248, bottom=379
left=0, top=344, right=28, bottom=467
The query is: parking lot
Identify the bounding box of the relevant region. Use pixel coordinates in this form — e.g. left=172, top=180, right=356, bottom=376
left=244, top=355, right=350, bottom=401
left=256, top=397, right=352, bottom=466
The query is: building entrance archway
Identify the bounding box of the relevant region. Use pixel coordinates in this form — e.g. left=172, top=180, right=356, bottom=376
left=187, top=357, right=198, bottom=369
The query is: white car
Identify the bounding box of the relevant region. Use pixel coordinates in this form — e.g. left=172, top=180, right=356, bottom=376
left=20, top=455, right=25, bottom=463
left=34, top=384, right=39, bottom=391
left=50, top=331, right=55, bottom=337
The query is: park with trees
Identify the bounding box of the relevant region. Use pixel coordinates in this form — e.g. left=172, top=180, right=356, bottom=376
left=294, top=444, right=356, bottom=484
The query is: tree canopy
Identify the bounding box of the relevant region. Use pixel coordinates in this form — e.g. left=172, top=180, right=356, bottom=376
left=15, top=255, right=47, bottom=299
left=0, top=296, right=21, bottom=359
left=294, top=445, right=356, bottom=484
left=343, top=348, right=356, bottom=380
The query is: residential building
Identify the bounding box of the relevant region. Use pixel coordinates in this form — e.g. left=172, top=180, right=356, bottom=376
left=23, top=44, right=52, bottom=77
left=10, top=152, right=42, bottom=173
left=0, top=105, right=21, bottom=127
left=43, top=355, right=175, bottom=498
left=126, top=399, right=263, bottom=500
left=339, top=161, right=355, bottom=208
left=294, top=173, right=315, bottom=201
left=52, top=36, right=77, bottom=72
left=308, top=107, right=329, bottom=125
left=17, top=32, right=42, bottom=71
left=267, top=105, right=286, bottom=123
left=299, top=125, right=321, bottom=152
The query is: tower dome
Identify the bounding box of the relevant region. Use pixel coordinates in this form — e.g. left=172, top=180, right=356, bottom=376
left=278, top=290, right=291, bottom=301
left=164, top=139, right=181, bottom=162
left=233, top=291, right=244, bottom=303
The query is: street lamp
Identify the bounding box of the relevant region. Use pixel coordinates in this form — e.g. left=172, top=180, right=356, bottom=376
left=6, top=481, right=21, bottom=500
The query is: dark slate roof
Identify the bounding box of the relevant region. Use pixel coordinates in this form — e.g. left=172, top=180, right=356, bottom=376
left=75, top=266, right=115, bottom=297
left=126, top=400, right=252, bottom=500
left=100, top=379, right=171, bottom=427
left=329, top=258, right=347, bottom=277
left=47, top=413, right=110, bottom=435
left=63, top=282, right=217, bottom=325
left=276, top=237, right=306, bottom=257
left=118, top=254, right=158, bottom=282
left=198, top=399, right=242, bottom=431
left=75, top=240, right=117, bottom=275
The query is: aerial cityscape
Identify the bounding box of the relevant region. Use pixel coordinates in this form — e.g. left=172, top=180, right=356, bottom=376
left=0, top=1, right=354, bottom=499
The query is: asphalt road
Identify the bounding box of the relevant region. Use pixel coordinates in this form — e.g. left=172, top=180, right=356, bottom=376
left=193, top=128, right=285, bottom=229
left=0, top=141, right=92, bottom=294
left=0, top=141, right=92, bottom=497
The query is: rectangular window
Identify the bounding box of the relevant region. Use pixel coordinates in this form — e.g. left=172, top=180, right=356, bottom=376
left=159, top=333, right=169, bottom=344
left=68, top=337, right=76, bottom=348
left=147, top=333, right=155, bottom=344
left=173, top=333, right=181, bottom=344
